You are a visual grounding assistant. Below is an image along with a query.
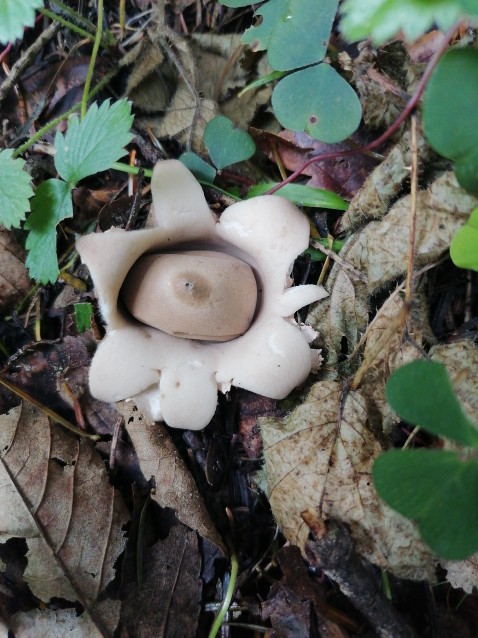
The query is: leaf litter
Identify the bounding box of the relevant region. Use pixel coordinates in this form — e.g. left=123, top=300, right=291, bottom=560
left=2, top=1, right=478, bottom=635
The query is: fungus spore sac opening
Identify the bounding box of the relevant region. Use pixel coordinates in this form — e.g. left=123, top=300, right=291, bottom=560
left=120, top=248, right=259, bottom=342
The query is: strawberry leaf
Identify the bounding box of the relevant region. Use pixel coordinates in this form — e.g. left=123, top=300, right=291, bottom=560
left=0, top=149, right=34, bottom=229
left=54, top=100, right=134, bottom=187
left=341, top=0, right=478, bottom=45
left=25, top=179, right=73, bottom=284
left=0, top=0, right=44, bottom=45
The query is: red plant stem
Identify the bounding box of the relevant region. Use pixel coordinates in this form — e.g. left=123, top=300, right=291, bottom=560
left=0, top=43, right=12, bottom=65
left=0, top=13, right=44, bottom=65
left=266, top=22, right=461, bottom=196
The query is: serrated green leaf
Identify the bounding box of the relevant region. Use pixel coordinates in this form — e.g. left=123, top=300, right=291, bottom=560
left=25, top=179, right=73, bottom=284
left=340, top=0, right=478, bottom=45
left=272, top=65, right=362, bottom=143
left=246, top=182, right=348, bottom=210
left=374, top=449, right=478, bottom=559
left=74, top=302, right=92, bottom=333
left=0, top=149, right=34, bottom=229
left=204, top=116, right=255, bottom=170
left=423, top=48, right=478, bottom=194
left=0, top=0, right=44, bottom=45
left=220, top=0, right=255, bottom=5
left=386, top=360, right=478, bottom=447
left=54, top=99, right=134, bottom=186
left=450, top=207, right=478, bottom=271
left=179, top=152, right=216, bottom=183
left=243, top=0, right=338, bottom=71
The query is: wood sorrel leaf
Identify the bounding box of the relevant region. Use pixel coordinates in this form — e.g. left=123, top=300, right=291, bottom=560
left=272, top=65, right=362, bottom=143
left=179, top=152, right=216, bottom=183
left=386, top=360, right=478, bottom=447
left=243, top=0, right=338, bottom=72
left=423, top=48, right=478, bottom=194
left=374, top=449, right=478, bottom=559
left=204, top=116, right=255, bottom=170
left=450, top=207, right=478, bottom=271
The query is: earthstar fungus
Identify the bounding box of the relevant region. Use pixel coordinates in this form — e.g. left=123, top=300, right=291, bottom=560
left=77, top=160, right=327, bottom=429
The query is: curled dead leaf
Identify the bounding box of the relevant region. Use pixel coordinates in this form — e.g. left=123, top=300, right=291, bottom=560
left=118, top=401, right=225, bottom=553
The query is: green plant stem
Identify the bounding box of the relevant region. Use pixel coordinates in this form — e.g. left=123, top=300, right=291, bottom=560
left=81, top=0, right=104, bottom=118
left=12, top=70, right=116, bottom=158
left=50, top=0, right=115, bottom=45
left=111, top=162, right=153, bottom=179
left=39, top=7, right=109, bottom=50
left=207, top=550, right=239, bottom=638
left=266, top=20, right=460, bottom=196
left=0, top=376, right=100, bottom=441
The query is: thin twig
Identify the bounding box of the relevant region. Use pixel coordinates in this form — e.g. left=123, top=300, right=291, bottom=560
left=405, top=115, right=419, bottom=303
left=0, top=376, right=100, bottom=441
left=310, top=240, right=368, bottom=282
left=0, top=22, right=60, bottom=109
left=303, top=514, right=418, bottom=638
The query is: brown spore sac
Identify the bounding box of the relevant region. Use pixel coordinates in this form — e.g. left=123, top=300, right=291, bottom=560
left=121, top=250, right=258, bottom=341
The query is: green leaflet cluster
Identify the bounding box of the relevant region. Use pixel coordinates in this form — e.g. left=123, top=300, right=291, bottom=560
left=374, top=360, right=478, bottom=559
left=220, top=0, right=362, bottom=144
left=340, top=0, right=478, bottom=45
left=0, top=100, right=134, bottom=283
left=0, top=0, right=44, bottom=45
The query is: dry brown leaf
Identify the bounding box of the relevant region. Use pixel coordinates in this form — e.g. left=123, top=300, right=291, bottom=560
left=120, top=525, right=202, bottom=637
left=308, top=172, right=478, bottom=369
left=350, top=172, right=478, bottom=292
left=125, top=25, right=217, bottom=151
left=360, top=293, right=434, bottom=433
left=442, top=555, right=478, bottom=593
left=342, top=128, right=431, bottom=230
left=119, top=401, right=224, bottom=552
left=8, top=608, right=103, bottom=638
left=0, top=228, right=31, bottom=313
left=259, top=381, right=435, bottom=580
left=191, top=33, right=273, bottom=131
left=0, top=402, right=128, bottom=636
left=307, top=235, right=368, bottom=376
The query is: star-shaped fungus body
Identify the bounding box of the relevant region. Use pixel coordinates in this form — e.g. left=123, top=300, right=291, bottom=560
left=77, top=160, right=327, bottom=429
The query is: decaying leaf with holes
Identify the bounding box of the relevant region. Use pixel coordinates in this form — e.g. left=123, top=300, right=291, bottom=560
left=0, top=402, right=128, bottom=636
left=258, top=381, right=435, bottom=580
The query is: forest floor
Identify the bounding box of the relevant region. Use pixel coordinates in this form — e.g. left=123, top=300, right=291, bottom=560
left=0, top=1, right=478, bottom=637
